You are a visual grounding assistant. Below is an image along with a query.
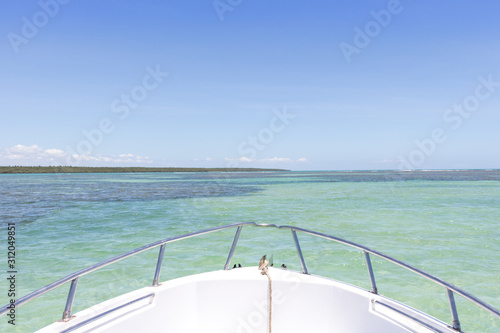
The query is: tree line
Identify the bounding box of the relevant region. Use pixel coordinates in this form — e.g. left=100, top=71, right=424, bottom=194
left=0, top=166, right=288, bottom=174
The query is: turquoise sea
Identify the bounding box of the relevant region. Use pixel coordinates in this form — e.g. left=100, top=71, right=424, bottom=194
left=1, top=170, right=500, bottom=332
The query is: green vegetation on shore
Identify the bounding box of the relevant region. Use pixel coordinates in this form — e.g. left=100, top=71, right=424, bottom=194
left=0, top=166, right=289, bottom=174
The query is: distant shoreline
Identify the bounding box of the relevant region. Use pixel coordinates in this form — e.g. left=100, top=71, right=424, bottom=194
left=0, top=166, right=289, bottom=174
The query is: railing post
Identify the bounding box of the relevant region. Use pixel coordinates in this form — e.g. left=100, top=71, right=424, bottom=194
left=447, top=288, right=461, bottom=331
left=291, top=229, right=308, bottom=274
left=224, top=226, right=243, bottom=270
left=364, top=251, right=378, bottom=294
left=62, top=278, right=79, bottom=321
left=152, top=244, right=166, bottom=286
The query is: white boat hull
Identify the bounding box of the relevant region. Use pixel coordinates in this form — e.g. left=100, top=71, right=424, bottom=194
left=36, top=267, right=457, bottom=333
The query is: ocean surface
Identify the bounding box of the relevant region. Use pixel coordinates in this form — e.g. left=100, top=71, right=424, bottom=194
left=1, top=170, right=499, bottom=332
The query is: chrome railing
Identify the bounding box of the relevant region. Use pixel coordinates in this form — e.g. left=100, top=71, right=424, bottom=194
left=1, top=222, right=499, bottom=332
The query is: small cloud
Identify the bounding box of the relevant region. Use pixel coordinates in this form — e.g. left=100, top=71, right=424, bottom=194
left=259, top=157, right=291, bottom=163
left=7, top=144, right=43, bottom=154
left=224, top=157, right=254, bottom=163
left=67, top=153, right=153, bottom=165
left=297, top=157, right=308, bottom=162
left=225, top=156, right=297, bottom=164
left=0, top=144, right=152, bottom=166
left=45, top=148, right=66, bottom=157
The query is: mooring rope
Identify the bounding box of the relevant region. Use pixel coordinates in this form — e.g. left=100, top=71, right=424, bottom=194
left=259, top=255, right=272, bottom=333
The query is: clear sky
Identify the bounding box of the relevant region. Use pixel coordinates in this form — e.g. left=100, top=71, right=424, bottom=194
left=1, top=0, right=499, bottom=170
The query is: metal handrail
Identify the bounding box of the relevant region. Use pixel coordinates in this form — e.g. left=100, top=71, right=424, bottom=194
left=1, top=222, right=499, bottom=332
left=60, top=293, right=155, bottom=333
left=276, top=225, right=500, bottom=325
left=0, top=222, right=255, bottom=320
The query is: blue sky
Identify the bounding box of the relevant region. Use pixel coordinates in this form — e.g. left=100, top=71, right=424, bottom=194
left=1, top=0, right=499, bottom=170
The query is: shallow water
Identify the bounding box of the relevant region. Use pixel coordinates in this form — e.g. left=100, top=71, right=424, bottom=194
left=1, top=170, right=499, bottom=332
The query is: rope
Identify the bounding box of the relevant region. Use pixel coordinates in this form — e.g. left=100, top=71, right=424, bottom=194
left=259, top=256, right=272, bottom=333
